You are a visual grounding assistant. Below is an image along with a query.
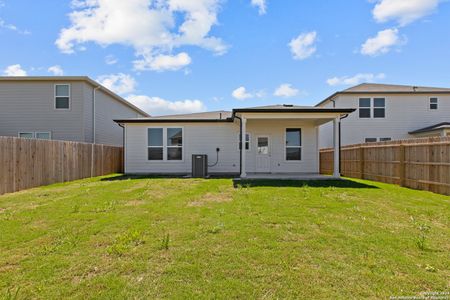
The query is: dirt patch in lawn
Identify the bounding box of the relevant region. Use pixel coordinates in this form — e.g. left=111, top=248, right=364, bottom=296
left=188, top=191, right=233, bottom=207
left=125, top=200, right=146, bottom=206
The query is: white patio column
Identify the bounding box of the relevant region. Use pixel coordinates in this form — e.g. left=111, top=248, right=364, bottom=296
left=241, top=117, right=247, bottom=178
left=333, top=117, right=340, bottom=178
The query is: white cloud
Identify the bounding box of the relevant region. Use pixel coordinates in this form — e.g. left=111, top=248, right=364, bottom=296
left=251, top=0, right=266, bottom=15
left=373, top=0, right=440, bottom=26
left=274, top=83, right=299, bottom=98
left=289, top=31, right=317, bottom=60
left=127, top=95, right=207, bottom=116
left=3, top=64, right=27, bottom=76
left=232, top=86, right=252, bottom=100
left=134, top=52, right=192, bottom=71
left=97, top=73, right=137, bottom=95
left=56, top=0, right=227, bottom=72
left=48, top=65, right=64, bottom=76
left=361, top=28, right=405, bottom=56
left=0, top=18, right=30, bottom=35
left=326, top=73, right=386, bottom=86
left=105, top=55, right=118, bottom=65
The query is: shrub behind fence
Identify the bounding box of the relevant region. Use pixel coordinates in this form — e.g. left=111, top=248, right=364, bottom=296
left=0, top=137, right=123, bottom=195
left=320, top=136, right=450, bottom=196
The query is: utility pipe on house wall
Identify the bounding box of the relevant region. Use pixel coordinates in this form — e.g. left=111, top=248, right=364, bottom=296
left=92, top=86, right=101, bottom=144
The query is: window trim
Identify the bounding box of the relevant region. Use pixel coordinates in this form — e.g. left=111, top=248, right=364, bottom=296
left=35, top=132, right=52, bottom=140
left=365, top=138, right=378, bottom=143
left=166, top=127, right=183, bottom=161
left=358, top=98, right=371, bottom=119
left=429, top=97, right=438, bottom=110
left=147, top=126, right=184, bottom=162
left=284, top=128, right=302, bottom=162
left=18, top=132, right=34, bottom=139
left=358, top=97, right=386, bottom=119
left=54, top=84, right=71, bottom=110
left=238, top=133, right=251, bottom=151
left=373, top=97, right=386, bottom=119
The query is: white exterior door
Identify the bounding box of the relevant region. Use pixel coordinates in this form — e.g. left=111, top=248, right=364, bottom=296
left=256, top=136, right=271, bottom=173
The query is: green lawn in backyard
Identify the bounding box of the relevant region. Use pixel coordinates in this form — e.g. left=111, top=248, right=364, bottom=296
left=0, top=175, right=449, bottom=299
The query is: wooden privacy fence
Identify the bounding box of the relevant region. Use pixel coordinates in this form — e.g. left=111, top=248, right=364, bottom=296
left=0, top=137, right=123, bottom=195
left=320, top=136, right=450, bottom=196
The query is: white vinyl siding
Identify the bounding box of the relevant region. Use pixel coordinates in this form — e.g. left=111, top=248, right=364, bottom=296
left=319, top=94, right=450, bottom=148
left=125, top=120, right=319, bottom=175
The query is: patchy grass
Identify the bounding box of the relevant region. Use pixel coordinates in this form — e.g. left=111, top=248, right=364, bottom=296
left=0, top=175, right=449, bottom=299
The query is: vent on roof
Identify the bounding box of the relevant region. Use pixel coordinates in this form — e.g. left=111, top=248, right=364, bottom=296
left=283, top=104, right=294, bottom=107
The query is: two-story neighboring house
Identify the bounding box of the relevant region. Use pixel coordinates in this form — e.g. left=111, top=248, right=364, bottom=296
left=0, top=77, right=149, bottom=146
left=317, top=83, right=450, bottom=148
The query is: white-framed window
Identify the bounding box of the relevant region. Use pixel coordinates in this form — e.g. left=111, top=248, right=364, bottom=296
left=359, top=98, right=371, bottom=118
left=373, top=98, right=385, bottom=118
left=55, top=84, right=70, bottom=110
left=365, top=138, right=377, bottom=143
left=167, top=128, right=183, bottom=161
left=359, top=98, right=386, bottom=118
left=238, top=133, right=250, bottom=150
left=285, top=128, right=302, bottom=161
left=18, top=132, right=52, bottom=139
left=18, top=132, right=34, bottom=139
left=36, top=132, right=51, bottom=140
left=430, top=97, right=438, bottom=110
left=147, top=127, right=183, bottom=161
left=147, top=128, right=164, bottom=160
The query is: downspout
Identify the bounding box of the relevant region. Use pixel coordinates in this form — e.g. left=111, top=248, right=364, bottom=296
left=118, top=123, right=125, bottom=174
left=330, top=98, right=345, bottom=173
left=234, top=115, right=243, bottom=175
left=92, top=86, right=101, bottom=144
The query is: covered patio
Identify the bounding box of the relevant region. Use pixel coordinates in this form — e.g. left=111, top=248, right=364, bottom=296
left=232, top=105, right=356, bottom=179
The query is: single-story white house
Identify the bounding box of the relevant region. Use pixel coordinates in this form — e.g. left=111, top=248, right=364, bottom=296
left=114, top=105, right=355, bottom=179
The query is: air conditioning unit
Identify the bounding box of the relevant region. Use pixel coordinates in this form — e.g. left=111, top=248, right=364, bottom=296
left=192, top=154, right=208, bottom=178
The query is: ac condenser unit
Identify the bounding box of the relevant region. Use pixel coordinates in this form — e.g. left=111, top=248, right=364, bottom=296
left=192, top=154, right=208, bottom=178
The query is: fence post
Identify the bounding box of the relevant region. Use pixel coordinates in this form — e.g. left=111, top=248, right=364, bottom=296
left=399, top=144, right=405, bottom=187
left=359, top=146, right=364, bottom=179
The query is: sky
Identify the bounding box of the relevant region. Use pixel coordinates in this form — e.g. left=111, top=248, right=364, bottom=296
left=0, top=0, right=449, bottom=115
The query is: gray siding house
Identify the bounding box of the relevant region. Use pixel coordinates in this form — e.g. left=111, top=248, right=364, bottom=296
left=0, top=77, right=148, bottom=145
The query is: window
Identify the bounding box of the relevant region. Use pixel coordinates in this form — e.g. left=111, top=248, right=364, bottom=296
left=239, top=133, right=250, bottom=150
left=148, top=128, right=163, bottom=160
left=373, top=98, right=385, bottom=118
left=55, top=84, right=70, bottom=109
left=167, top=128, right=183, bottom=160
left=359, top=98, right=371, bottom=118
left=285, top=128, right=302, bottom=160
left=365, top=138, right=377, bottom=143
left=147, top=128, right=183, bottom=161
left=430, top=98, right=438, bottom=110
left=380, top=137, right=391, bottom=142
left=19, top=132, right=34, bottom=139
left=257, top=137, right=269, bottom=155
left=36, top=132, right=51, bottom=140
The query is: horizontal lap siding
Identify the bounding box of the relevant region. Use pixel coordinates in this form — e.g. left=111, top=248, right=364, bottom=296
left=245, top=120, right=318, bottom=173
left=319, top=94, right=450, bottom=148
left=125, top=123, right=240, bottom=174
left=0, top=81, right=85, bottom=142
left=124, top=120, right=319, bottom=174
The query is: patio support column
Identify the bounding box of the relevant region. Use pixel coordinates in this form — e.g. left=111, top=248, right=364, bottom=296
left=333, top=117, right=340, bottom=178
left=241, top=117, right=247, bottom=178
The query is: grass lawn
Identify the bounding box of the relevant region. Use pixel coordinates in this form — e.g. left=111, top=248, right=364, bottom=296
left=0, top=175, right=449, bottom=299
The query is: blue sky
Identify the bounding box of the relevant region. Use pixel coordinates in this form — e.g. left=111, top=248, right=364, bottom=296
left=0, top=0, right=449, bottom=115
